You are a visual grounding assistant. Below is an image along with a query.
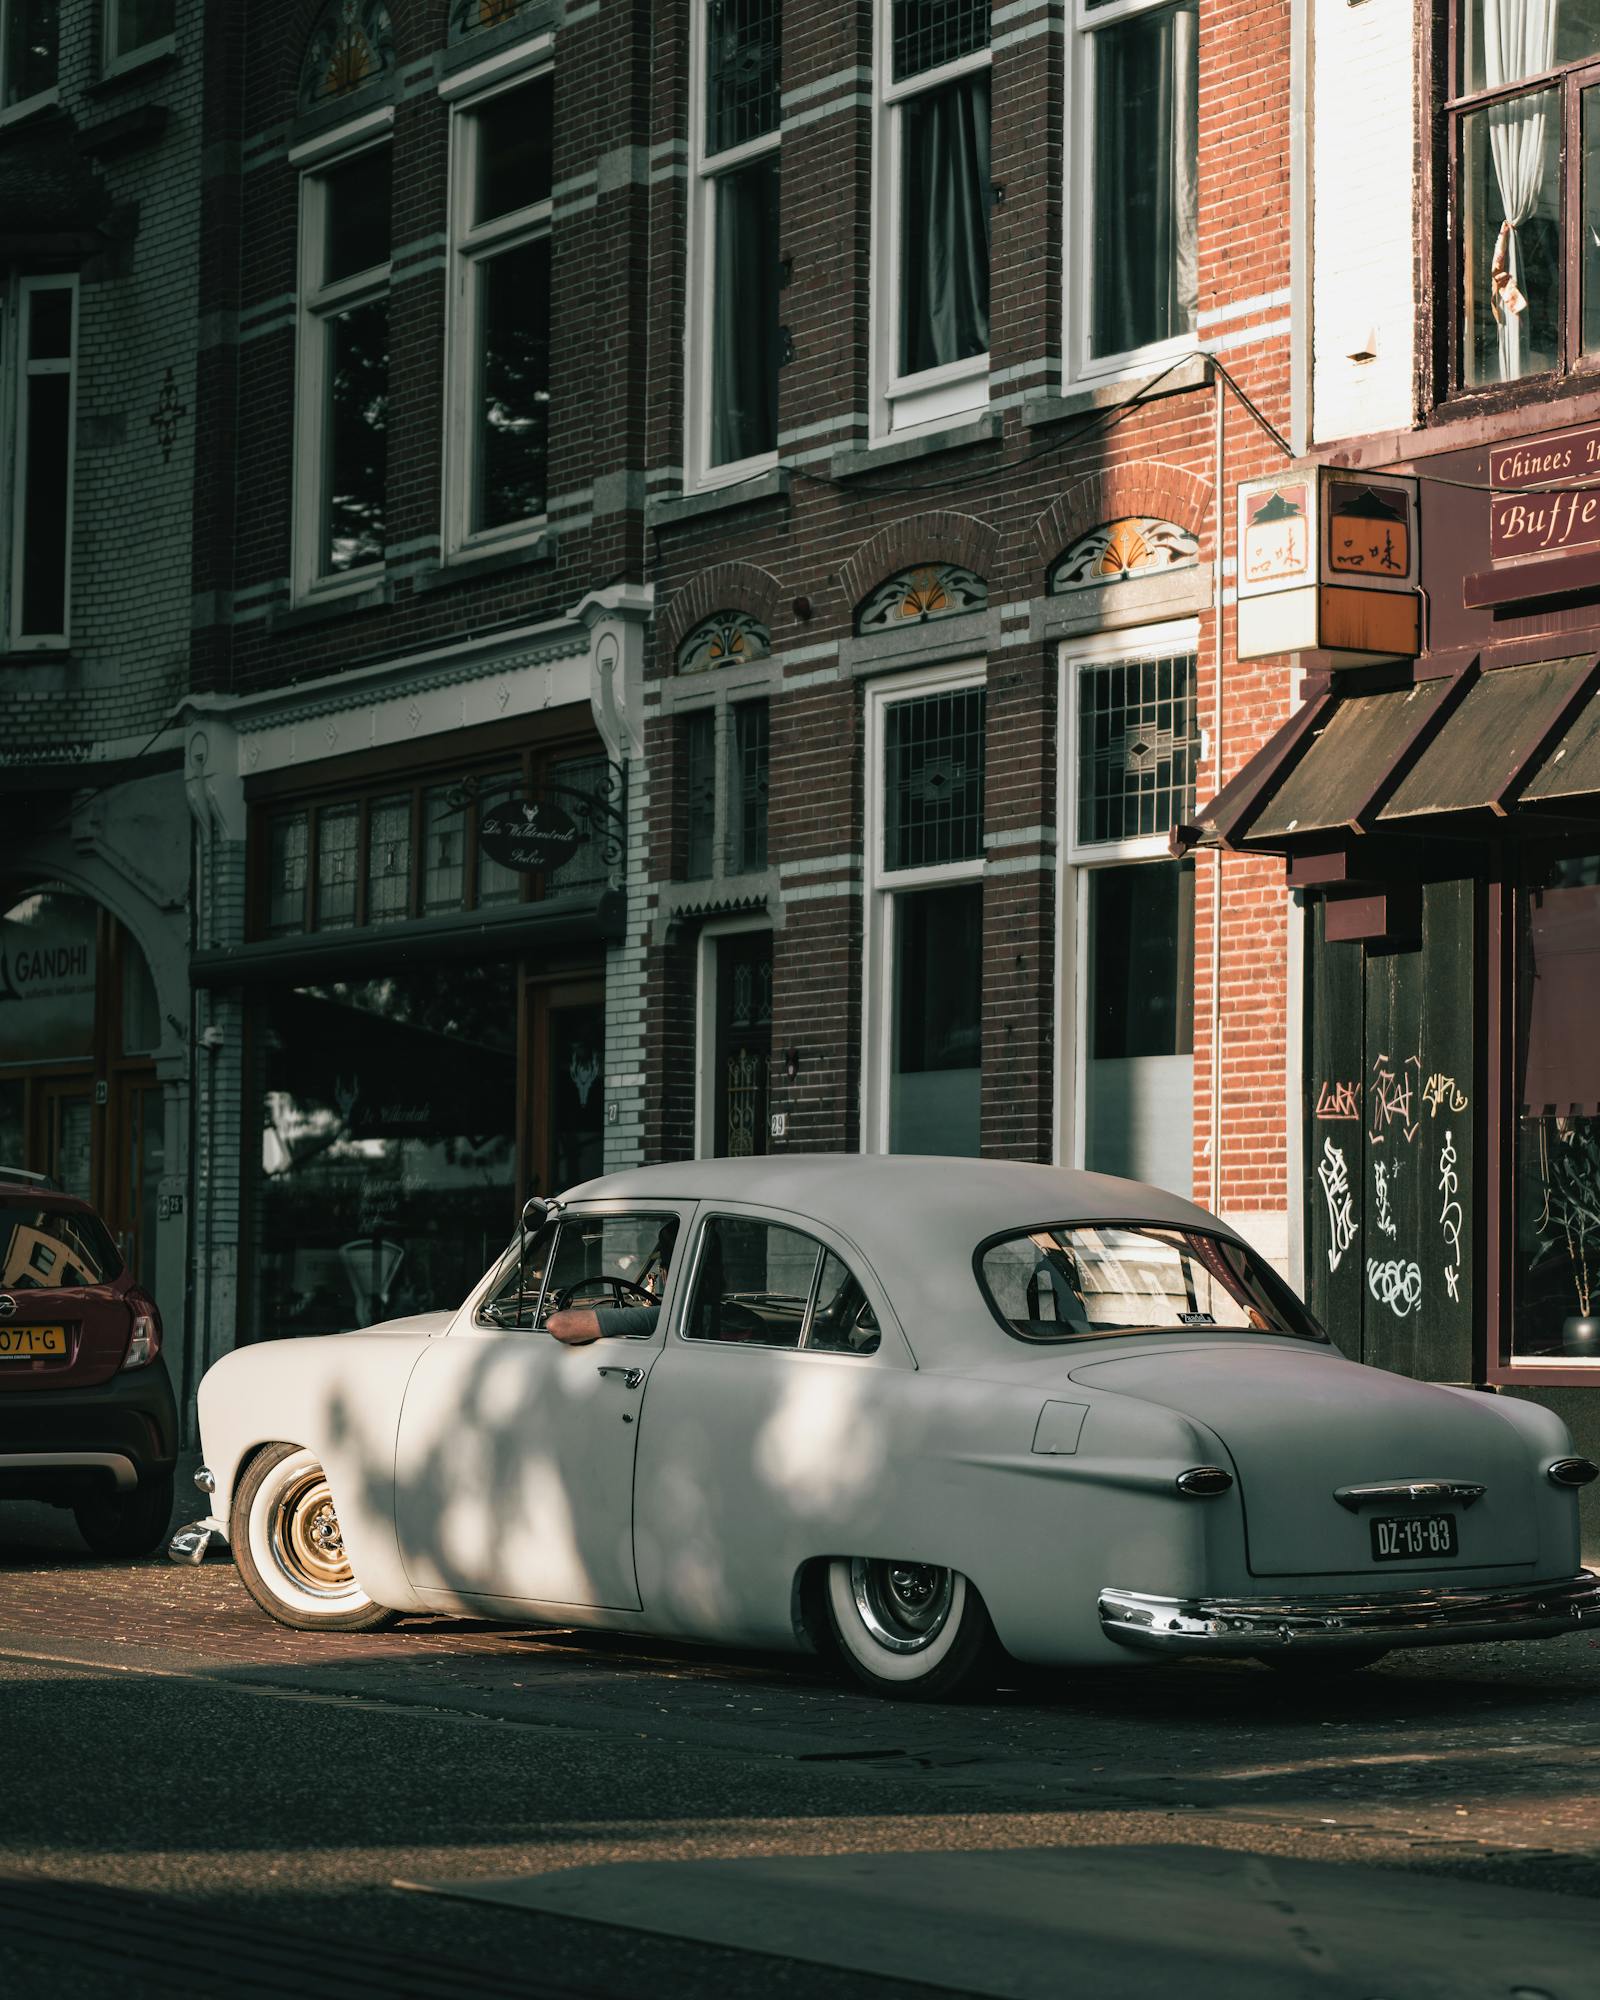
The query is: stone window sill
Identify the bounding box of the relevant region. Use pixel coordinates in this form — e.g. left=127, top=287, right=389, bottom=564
left=829, top=411, right=1002, bottom=479
left=1022, top=354, right=1214, bottom=429
left=87, top=43, right=178, bottom=96
left=647, top=468, right=789, bottom=531
left=268, top=580, right=392, bottom=634
left=409, top=534, right=558, bottom=594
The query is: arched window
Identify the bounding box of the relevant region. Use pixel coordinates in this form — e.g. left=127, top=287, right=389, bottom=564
left=1049, top=517, right=1199, bottom=593
left=451, top=0, right=530, bottom=37
left=855, top=563, right=987, bottom=633
left=677, top=609, right=772, bottom=675
left=298, top=0, right=396, bottom=114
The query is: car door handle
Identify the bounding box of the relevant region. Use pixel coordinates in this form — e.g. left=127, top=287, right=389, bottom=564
left=597, top=1365, right=644, bottom=1389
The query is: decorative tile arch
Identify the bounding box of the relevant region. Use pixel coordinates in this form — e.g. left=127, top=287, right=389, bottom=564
left=298, top=0, right=396, bottom=113
left=677, top=610, right=772, bottom=675
left=450, top=0, right=530, bottom=38
left=1050, top=517, right=1200, bottom=593
left=856, top=563, right=988, bottom=633
left=1033, top=464, right=1210, bottom=575
left=660, top=559, right=787, bottom=664
left=839, top=510, right=997, bottom=621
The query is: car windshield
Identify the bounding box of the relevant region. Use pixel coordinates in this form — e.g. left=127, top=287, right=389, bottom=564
left=977, top=1223, right=1323, bottom=1344
left=0, top=1204, right=122, bottom=1289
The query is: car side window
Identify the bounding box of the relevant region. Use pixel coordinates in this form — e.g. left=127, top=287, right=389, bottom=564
left=806, top=1249, right=882, bottom=1354
left=684, top=1218, right=881, bottom=1354
left=478, top=1212, right=679, bottom=1331
left=477, top=1221, right=558, bottom=1328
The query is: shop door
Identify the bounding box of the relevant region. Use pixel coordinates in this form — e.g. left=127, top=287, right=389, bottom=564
left=527, top=980, right=606, bottom=1197
left=109, top=1074, right=165, bottom=1287
left=713, top=932, right=772, bottom=1157
left=39, top=1082, right=95, bottom=1200
left=1303, top=882, right=1476, bottom=1379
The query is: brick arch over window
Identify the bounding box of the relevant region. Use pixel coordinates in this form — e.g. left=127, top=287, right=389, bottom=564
left=659, top=560, right=787, bottom=664
left=840, top=512, right=998, bottom=623
left=1033, top=464, right=1211, bottom=571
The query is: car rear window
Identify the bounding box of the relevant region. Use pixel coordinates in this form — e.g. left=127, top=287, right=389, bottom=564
left=977, top=1223, right=1322, bottom=1345
left=0, top=1205, right=122, bottom=1288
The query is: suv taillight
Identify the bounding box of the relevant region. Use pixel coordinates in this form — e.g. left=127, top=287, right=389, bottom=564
left=121, top=1293, right=162, bottom=1370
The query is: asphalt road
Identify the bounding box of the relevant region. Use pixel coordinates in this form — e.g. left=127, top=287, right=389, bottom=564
left=2, top=1493, right=1599, bottom=1999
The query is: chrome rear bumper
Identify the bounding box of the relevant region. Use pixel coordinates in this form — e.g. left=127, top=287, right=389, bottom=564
left=1099, top=1570, right=1600, bottom=1655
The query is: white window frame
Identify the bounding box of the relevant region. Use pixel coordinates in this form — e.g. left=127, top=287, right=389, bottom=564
left=0, top=0, right=60, bottom=123
left=685, top=2, right=782, bottom=492
left=1064, top=0, right=1198, bottom=390
left=5, top=274, right=78, bottom=652
left=861, top=658, right=987, bottom=1154
left=443, top=50, right=554, bottom=561
left=102, top=0, right=177, bottom=77
left=1054, top=617, right=1200, bottom=1169
left=694, top=914, right=775, bottom=1156
left=291, top=116, right=395, bottom=604
left=870, top=2, right=992, bottom=440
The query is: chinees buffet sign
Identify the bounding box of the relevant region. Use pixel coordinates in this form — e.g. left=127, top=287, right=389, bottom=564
left=1490, top=423, right=1600, bottom=563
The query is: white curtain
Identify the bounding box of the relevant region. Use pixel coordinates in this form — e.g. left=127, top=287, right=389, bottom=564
left=1483, top=0, right=1560, bottom=380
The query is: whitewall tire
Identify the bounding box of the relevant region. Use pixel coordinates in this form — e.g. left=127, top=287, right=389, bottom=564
left=231, top=1442, right=398, bottom=1633
left=825, top=1557, right=996, bottom=1700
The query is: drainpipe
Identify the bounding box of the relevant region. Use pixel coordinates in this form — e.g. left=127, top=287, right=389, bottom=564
left=1209, top=368, right=1225, bottom=1215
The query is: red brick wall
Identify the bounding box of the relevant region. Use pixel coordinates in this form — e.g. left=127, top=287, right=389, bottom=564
left=643, top=0, right=1297, bottom=1218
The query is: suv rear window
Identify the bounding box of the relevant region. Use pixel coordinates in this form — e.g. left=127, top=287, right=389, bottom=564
left=0, top=1206, right=122, bottom=1288
left=977, top=1223, right=1323, bottom=1345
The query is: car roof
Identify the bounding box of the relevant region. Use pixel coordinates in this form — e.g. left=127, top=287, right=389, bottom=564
left=557, top=1155, right=1241, bottom=1361
left=0, top=1179, right=98, bottom=1215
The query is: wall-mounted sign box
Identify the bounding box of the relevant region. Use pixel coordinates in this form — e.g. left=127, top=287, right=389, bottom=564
left=1237, top=467, right=1421, bottom=663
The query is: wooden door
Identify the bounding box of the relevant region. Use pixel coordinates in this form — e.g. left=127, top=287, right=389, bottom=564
left=713, top=932, right=772, bottom=1158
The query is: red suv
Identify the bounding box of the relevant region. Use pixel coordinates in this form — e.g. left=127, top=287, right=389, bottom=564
left=0, top=1173, right=178, bottom=1555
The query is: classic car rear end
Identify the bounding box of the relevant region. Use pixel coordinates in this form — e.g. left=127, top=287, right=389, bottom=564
left=0, top=1177, right=177, bottom=1555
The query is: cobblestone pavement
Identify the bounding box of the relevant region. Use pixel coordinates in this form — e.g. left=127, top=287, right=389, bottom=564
left=3, top=1493, right=1600, bottom=1996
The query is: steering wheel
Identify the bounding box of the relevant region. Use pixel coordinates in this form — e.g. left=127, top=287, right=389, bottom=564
left=547, top=1276, right=656, bottom=1312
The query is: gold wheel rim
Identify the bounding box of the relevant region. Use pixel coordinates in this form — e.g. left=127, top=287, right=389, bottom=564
left=270, top=1467, right=356, bottom=1598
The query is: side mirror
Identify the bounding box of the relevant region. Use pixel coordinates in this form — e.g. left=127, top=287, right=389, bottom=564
left=521, top=1196, right=550, bottom=1233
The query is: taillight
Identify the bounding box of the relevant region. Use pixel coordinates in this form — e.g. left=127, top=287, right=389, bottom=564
left=121, top=1293, right=163, bottom=1371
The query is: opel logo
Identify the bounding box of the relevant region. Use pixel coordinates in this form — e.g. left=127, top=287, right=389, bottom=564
left=0, top=1296, right=14, bottom=1319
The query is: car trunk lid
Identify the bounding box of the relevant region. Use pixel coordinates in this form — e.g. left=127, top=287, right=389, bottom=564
left=0, top=1286, right=133, bottom=1389
left=1069, top=1342, right=1538, bottom=1575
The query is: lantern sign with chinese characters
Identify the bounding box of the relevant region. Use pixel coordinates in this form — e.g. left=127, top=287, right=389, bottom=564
left=1236, top=467, right=1420, bottom=663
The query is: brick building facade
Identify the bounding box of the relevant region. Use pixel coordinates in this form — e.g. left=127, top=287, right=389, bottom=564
left=176, top=0, right=659, bottom=1373
left=1, top=0, right=202, bottom=1400
left=638, top=0, right=1299, bottom=1272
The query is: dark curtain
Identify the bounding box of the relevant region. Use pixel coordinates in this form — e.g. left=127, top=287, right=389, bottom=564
left=900, top=70, right=991, bottom=377
left=710, top=154, right=780, bottom=467
left=1090, top=1, right=1198, bottom=358
left=1521, top=883, right=1600, bottom=1113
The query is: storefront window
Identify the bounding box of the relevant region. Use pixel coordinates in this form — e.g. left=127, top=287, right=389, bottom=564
left=252, top=962, right=518, bottom=1339
left=1516, top=852, right=1600, bottom=1361
left=0, top=889, right=97, bottom=1064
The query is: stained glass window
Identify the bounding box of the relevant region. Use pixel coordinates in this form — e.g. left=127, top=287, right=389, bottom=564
left=422, top=785, right=466, bottom=913
left=706, top=0, right=782, bottom=153
left=451, top=0, right=526, bottom=38
left=892, top=0, right=989, bottom=82
left=366, top=796, right=411, bottom=923
left=315, top=804, right=360, bottom=929
left=474, top=769, right=525, bottom=907
left=297, top=1, right=395, bottom=114
left=678, top=609, right=771, bottom=675
left=684, top=712, right=718, bottom=881
left=1051, top=518, right=1199, bottom=593
left=730, top=702, right=770, bottom=873
left=856, top=563, right=987, bottom=633
left=883, top=688, right=986, bottom=871
left=1076, top=652, right=1197, bottom=846
left=267, top=814, right=310, bottom=936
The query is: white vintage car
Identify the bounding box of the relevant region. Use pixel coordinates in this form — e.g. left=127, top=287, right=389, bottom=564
left=175, top=1157, right=1600, bottom=1698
